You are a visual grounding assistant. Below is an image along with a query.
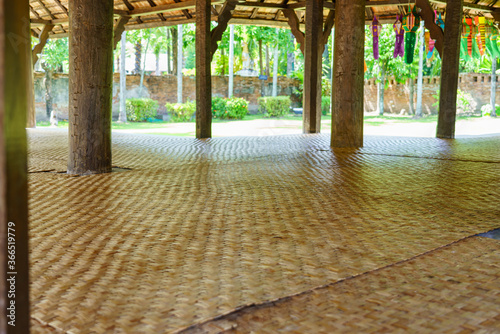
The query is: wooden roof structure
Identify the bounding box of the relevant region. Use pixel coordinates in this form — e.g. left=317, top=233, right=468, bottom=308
left=29, top=0, right=500, bottom=39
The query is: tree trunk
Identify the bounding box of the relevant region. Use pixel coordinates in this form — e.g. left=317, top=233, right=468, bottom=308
left=119, top=30, right=128, bottom=123
left=155, top=52, right=160, bottom=76
left=272, top=34, right=279, bottom=97
left=134, top=40, right=142, bottom=74
left=68, top=0, right=114, bottom=175
left=172, top=26, right=178, bottom=76
left=259, top=39, right=263, bottom=75
left=409, top=74, right=415, bottom=115
left=27, top=47, right=36, bottom=128
left=266, top=44, right=270, bottom=76
left=491, top=57, right=497, bottom=117
left=229, top=24, right=234, bottom=97
left=287, top=32, right=295, bottom=77
left=43, top=67, right=53, bottom=119
left=378, top=68, right=385, bottom=116
left=139, top=35, right=151, bottom=97
left=416, top=21, right=425, bottom=118
left=166, top=28, right=171, bottom=74
left=177, top=24, right=183, bottom=103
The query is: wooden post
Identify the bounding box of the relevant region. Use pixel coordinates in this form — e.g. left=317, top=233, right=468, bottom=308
left=196, top=0, right=212, bottom=139
left=332, top=0, right=365, bottom=147
left=27, top=45, right=36, bottom=128
left=68, top=0, right=114, bottom=175
left=303, top=0, right=323, bottom=134
left=1, top=0, right=31, bottom=331
left=437, top=0, right=463, bottom=139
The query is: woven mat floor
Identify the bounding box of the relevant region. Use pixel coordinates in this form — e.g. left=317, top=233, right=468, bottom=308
left=185, top=236, right=500, bottom=333
left=27, top=129, right=500, bottom=333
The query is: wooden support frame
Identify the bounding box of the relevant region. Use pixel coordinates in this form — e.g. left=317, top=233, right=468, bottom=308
left=196, top=0, right=212, bottom=139
left=415, top=0, right=444, bottom=57
left=283, top=8, right=304, bottom=54
left=114, top=15, right=131, bottom=49
left=1, top=0, right=31, bottom=331
left=32, top=24, right=54, bottom=67
left=210, top=0, right=238, bottom=59
left=332, top=0, right=365, bottom=148
left=437, top=0, right=463, bottom=139
left=68, top=0, right=114, bottom=175
left=303, top=0, right=323, bottom=134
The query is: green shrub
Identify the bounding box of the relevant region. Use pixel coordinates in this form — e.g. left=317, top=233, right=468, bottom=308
left=126, top=98, right=159, bottom=122
left=480, top=104, right=500, bottom=117
left=212, top=97, right=227, bottom=119
left=225, top=97, right=248, bottom=119
left=321, top=96, right=331, bottom=115
left=258, top=96, right=291, bottom=117
left=165, top=101, right=196, bottom=122
left=433, top=89, right=477, bottom=114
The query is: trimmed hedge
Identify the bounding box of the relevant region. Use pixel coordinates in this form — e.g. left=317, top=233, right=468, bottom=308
left=212, top=97, right=249, bottom=119
left=165, top=101, right=196, bottom=122
left=258, top=96, right=291, bottom=117
left=126, top=98, right=159, bottom=122
left=321, top=96, right=331, bottom=115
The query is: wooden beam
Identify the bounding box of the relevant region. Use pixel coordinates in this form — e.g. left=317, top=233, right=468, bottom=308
left=240, top=1, right=286, bottom=9
left=229, top=17, right=294, bottom=29
left=415, top=0, right=444, bottom=57
left=1, top=0, right=31, bottom=332
left=430, top=0, right=497, bottom=13
left=211, top=0, right=238, bottom=59
left=303, top=0, right=323, bottom=134
left=283, top=9, right=305, bottom=54
left=437, top=0, right=463, bottom=139
left=122, top=0, right=135, bottom=11
left=114, top=15, right=131, bottom=49
left=332, top=0, right=365, bottom=148
left=146, top=0, right=167, bottom=21
left=68, top=0, right=114, bottom=175
left=52, top=0, right=68, bottom=15
left=32, top=24, right=54, bottom=66
left=366, top=0, right=415, bottom=7
left=196, top=0, right=212, bottom=139
left=322, top=9, right=335, bottom=47
left=173, top=0, right=193, bottom=19
left=128, top=0, right=224, bottom=17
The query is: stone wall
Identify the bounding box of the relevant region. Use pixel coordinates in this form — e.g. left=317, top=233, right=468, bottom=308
left=34, top=72, right=498, bottom=121
left=364, top=73, right=499, bottom=115
left=34, top=73, right=301, bottom=120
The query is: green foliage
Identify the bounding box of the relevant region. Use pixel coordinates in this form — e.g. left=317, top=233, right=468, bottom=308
left=212, top=97, right=249, bottom=119
left=432, top=89, right=478, bottom=114
left=480, top=104, right=500, bottom=116
left=322, top=77, right=332, bottom=97
left=166, top=101, right=196, bottom=122
left=126, top=98, right=159, bottom=122
left=321, top=96, right=331, bottom=116
left=258, top=96, right=291, bottom=117
left=211, top=97, right=227, bottom=119
left=41, top=38, right=69, bottom=72
left=226, top=97, right=249, bottom=119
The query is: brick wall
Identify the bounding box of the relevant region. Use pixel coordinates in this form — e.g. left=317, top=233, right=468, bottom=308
left=34, top=73, right=301, bottom=120
left=364, top=73, right=499, bottom=115
left=34, top=72, right=498, bottom=121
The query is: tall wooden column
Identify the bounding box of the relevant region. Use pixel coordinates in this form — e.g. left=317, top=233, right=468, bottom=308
left=1, top=0, right=31, bottom=332
left=27, top=49, right=36, bottom=128
left=303, top=0, right=323, bottom=134
left=437, top=0, right=463, bottom=139
left=331, top=0, right=365, bottom=147
left=68, top=0, right=114, bottom=175
left=196, top=0, right=212, bottom=139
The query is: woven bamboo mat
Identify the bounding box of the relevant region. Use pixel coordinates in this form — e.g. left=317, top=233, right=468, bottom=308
left=185, top=236, right=500, bottom=334
left=28, top=129, right=500, bottom=333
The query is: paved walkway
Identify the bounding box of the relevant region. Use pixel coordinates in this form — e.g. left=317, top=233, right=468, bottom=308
left=28, top=129, right=500, bottom=333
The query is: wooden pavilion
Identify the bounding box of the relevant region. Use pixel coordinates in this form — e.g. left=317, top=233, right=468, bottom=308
left=1, top=0, right=500, bottom=332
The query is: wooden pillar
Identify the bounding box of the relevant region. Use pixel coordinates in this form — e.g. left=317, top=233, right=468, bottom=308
left=331, top=0, right=365, bottom=147
left=303, top=0, right=323, bottom=134
left=68, top=0, right=114, bottom=175
left=1, top=0, right=31, bottom=332
left=437, top=0, right=463, bottom=139
left=27, top=46, right=36, bottom=128
left=196, top=0, right=212, bottom=139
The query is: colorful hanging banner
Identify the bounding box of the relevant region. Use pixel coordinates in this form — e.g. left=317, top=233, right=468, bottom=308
left=475, top=16, right=485, bottom=56
left=402, top=6, right=421, bottom=64
left=393, top=15, right=405, bottom=58
left=371, top=16, right=381, bottom=60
